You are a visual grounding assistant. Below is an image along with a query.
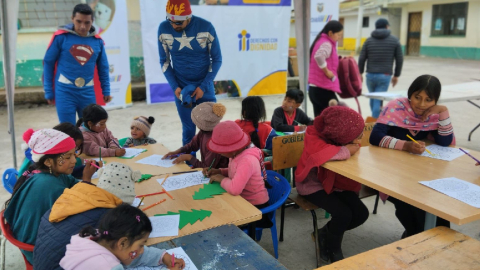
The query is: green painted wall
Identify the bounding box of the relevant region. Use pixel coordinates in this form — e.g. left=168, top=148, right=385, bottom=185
left=420, top=46, right=480, bottom=60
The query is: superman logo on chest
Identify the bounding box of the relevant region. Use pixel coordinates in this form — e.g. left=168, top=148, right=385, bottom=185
left=69, top=44, right=94, bottom=66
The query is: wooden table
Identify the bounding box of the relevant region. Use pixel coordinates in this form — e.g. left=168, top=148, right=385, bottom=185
left=317, top=226, right=480, bottom=270
left=154, top=225, right=288, bottom=269
left=323, top=146, right=480, bottom=229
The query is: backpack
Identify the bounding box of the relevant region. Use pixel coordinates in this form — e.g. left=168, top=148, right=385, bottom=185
left=337, top=56, right=362, bottom=115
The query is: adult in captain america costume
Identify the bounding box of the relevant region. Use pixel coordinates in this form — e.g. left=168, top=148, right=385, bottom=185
left=43, top=4, right=111, bottom=124
left=158, top=0, right=222, bottom=145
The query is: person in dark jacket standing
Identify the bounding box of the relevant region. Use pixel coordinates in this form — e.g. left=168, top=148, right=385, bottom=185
left=358, top=18, right=403, bottom=118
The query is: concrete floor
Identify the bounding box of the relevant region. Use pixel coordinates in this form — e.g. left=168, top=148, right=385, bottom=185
left=1, top=56, right=480, bottom=269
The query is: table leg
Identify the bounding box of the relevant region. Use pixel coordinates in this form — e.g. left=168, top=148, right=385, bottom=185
left=467, top=101, right=480, bottom=141
left=248, top=222, right=256, bottom=240
left=424, top=212, right=437, bottom=231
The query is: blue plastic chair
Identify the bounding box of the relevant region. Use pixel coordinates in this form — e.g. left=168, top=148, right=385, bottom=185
left=243, top=170, right=291, bottom=259
left=2, top=168, right=18, bottom=194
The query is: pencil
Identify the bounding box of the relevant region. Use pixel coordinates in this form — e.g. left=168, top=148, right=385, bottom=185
left=160, top=174, right=170, bottom=186
left=136, top=197, right=145, bottom=208
left=459, top=148, right=480, bottom=163
left=99, top=148, right=102, bottom=163
left=135, top=191, right=166, bottom=198
left=172, top=170, right=197, bottom=175
left=164, top=189, right=174, bottom=200
left=205, top=158, right=216, bottom=179
left=142, top=199, right=166, bottom=211
left=406, top=134, right=435, bottom=156
left=293, top=120, right=304, bottom=126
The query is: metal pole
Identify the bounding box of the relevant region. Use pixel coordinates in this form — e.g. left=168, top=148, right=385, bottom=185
left=0, top=0, right=18, bottom=169
left=301, top=0, right=309, bottom=115
left=355, top=0, right=364, bottom=53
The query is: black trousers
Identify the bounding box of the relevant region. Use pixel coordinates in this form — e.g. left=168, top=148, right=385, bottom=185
left=388, top=196, right=450, bottom=237
left=305, top=190, right=369, bottom=235
left=309, top=86, right=339, bottom=117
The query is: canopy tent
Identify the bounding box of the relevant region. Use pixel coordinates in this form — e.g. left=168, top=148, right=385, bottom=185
left=294, top=0, right=311, bottom=113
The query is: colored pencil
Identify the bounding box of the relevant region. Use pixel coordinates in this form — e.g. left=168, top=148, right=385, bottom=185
left=99, top=148, right=102, bottom=162
left=135, top=191, right=165, bottom=198
left=293, top=120, right=305, bottom=126
left=172, top=170, right=197, bottom=175
left=164, top=189, right=174, bottom=200
left=205, top=158, right=216, bottom=179
left=406, top=134, right=435, bottom=156
left=459, top=148, right=480, bottom=163
left=142, top=199, right=166, bottom=211
left=172, top=253, right=175, bottom=268
left=160, top=174, right=170, bottom=186
left=136, top=197, right=145, bottom=209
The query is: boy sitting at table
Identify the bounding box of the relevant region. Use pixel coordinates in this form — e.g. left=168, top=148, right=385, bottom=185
left=271, top=88, right=313, bottom=133
left=369, top=74, right=454, bottom=239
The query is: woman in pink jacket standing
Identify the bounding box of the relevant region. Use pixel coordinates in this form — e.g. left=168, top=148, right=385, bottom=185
left=308, top=20, right=344, bottom=116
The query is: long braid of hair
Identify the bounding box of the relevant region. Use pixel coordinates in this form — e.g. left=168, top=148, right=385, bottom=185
left=251, top=120, right=261, bottom=149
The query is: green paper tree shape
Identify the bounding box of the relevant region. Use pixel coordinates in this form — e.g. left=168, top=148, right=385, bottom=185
left=192, top=182, right=226, bottom=200
left=155, top=209, right=212, bottom=229
left=137, top=174, right=152, bottom=182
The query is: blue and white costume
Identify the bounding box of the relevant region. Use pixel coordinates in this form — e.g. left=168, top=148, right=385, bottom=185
left=158, top=16, right=222, bottom=145
left=43, top=24, right=110, bottom=124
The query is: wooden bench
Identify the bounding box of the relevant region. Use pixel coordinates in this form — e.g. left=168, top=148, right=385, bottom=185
left=316, top=226, right=480, bottom=269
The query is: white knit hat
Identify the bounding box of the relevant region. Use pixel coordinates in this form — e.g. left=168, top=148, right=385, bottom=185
left=96, top=162, right=141, bottom=204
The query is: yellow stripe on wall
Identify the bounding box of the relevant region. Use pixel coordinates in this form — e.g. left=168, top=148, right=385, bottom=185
left=338, top=37, right=367, bottom=51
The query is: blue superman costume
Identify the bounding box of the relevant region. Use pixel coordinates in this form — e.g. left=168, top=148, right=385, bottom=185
left=43, top=24, right=110, bottom=124
left=158, top=15, right=222, bottom=145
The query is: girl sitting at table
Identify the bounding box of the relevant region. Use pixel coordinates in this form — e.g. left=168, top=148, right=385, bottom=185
left=295, top=106, right=369, bottom=263
left=60, top=204, right=185, bottom=270
left=77, top=104, right=126, bottom=157
left=369, top=74, right=454, bottom=238
left=204, top=121, right=272, bottom=229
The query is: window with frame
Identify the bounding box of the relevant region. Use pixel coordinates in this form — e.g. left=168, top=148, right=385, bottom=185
left=362, top=17, right=369, bottom=28
left=19, top=0, right=79, bottom=28
left=431, top=2, right=468, bottom=37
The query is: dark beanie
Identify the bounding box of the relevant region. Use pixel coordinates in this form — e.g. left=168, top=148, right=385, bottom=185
left=314, top=106, right=365, bottom=145
left=375, top=18, right=389, bottom=29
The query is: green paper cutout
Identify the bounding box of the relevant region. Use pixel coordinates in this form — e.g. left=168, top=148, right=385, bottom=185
left=192, top=182, right=226, bottom=200
left=154, top=209, right=212, bottom=229
left=137, top=174, right=152, bottom=182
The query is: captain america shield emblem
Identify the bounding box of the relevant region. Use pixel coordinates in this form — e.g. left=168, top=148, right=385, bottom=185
left=69, top=44, right=94, bottom=66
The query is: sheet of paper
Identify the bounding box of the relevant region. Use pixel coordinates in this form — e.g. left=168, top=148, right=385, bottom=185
left=420, top=177, right=480, bottom=208
left=129, top=247, right=198, bottom=270
left=363, top=92, right=404, bottom=98
left=148, top=215, right=180, bottom=238
left=122, top=148, right=147, bottom=158
left=131, top=198, right=145, bottom=207
left=157, top=171, right=209, bottom=191
left=284, top=130, right=306, bottom=135
left=417, top=145, right=466, bottom=161
left=91, top=171, right=99, bottom=179
left=136, top=155, right=175, bottom=168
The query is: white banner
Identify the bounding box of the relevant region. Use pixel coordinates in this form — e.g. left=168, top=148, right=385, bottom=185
left=309, top=0, right=340, bottom=45
left=140, top=0, right=291, bottom=103
left=85, top=0, right=131, bottom=109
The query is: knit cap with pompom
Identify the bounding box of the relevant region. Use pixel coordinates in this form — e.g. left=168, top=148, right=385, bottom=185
left=131, top=116, right=155, bottom=137
left=191, top=102, right=226, bottom=131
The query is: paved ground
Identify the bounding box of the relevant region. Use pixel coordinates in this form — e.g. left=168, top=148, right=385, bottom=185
left=1, top=56, right=480, bottom=269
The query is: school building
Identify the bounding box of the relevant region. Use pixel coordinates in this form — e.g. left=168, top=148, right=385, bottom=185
left=340, top=0, right=480, bottom=60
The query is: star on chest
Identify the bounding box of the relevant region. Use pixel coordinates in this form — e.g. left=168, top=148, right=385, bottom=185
left=175, top=31, right=194, bottom=50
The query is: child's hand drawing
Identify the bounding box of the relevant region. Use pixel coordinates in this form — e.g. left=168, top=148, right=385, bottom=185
left=209, top=174, right=225, bottom=183
left=115, top=148, right=126, bottom=157
left=162, top=150, right=181, bottom=160
left=403, top=141, right=425, bottom=154
left=346, top=144, right=360, bottom=156
left=476, top=162, right=480, bottom=166
left=162, top=253, right=185, bottom=269
left=203, top=168, right=221, bottom=177
left=173, top=154, right=193, bottom=164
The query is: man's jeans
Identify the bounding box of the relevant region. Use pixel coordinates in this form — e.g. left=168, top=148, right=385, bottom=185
left=366, top=73, right=392, bottom=118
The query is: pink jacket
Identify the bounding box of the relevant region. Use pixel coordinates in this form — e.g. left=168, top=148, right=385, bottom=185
left=79, top=125, right=120, bottom=157
left=309, top=33, right=340, bottom=93
left=60, top=235, right=121, bottom=269
left=220, top=147, right=269, bottom=206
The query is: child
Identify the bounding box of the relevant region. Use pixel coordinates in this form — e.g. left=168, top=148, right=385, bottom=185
left=235, top=96, right=278, bottom=150
left=204, top=121, right=272, bottom=228
left=4, top=128, right=97, bottom=263
left=295, top=107, right=369, bottom=263
left=163, top=102, right=229, bottom=169
left=271, top=88, right=313, bottom=132
left=60, top=204, right=185, bottom=270
left=77, top=104, right=126, bottom=157
left=370, top=75, right=454, bottom=238
left=34, top=163, right=141, bottom=270
left=124, top=116, right=157, bottom=147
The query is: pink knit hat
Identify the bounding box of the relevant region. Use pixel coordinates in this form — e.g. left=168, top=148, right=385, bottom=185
left=314, top=106, right=364, bottom=145
left=207, top=121, right=251, bottom=154
left=23, top=128, right=76, bottom=162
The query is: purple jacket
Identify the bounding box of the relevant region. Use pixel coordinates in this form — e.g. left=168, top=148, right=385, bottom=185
left=79, top=125, right=120, bottom=157
left=179, top=130, right=229, bottom=169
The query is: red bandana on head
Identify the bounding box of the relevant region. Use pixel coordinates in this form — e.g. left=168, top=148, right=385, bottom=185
left=166, top=0, right=192, bottom=21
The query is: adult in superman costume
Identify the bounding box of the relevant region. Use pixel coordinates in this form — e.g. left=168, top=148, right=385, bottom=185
left=158, top=0, right=222, bottom=145
left=43, top=4, right=111, bottom=125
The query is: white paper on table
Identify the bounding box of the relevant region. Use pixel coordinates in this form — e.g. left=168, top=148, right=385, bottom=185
left=148, top=215, right=180, bottom=238
left=91, top=171, right=99, bottom=179
left=417, top=145, right=466, bottom=161
left=122, top=148, right=147, bottom=158
left=128, top=247, right=198, bottom=270
left=284, top=130, right=306, bottom=135
left=136, top=155, right=175, bottom=168
left=420, top=177, right=480, bottom=208
left=157, top=171, right=210, bottom=191
left=131, top=198, right=145, bottom=207
left=363, top=92, right=404, bottom=98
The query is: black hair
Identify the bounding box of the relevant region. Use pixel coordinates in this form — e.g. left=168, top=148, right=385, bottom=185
left=285, top=89, right=304, bottom=104
left=310, top=20, right=343, bottom=57
left=72, top=4, right=93, bottom=19
left=76, top=104, right=109, bottom=129
left=241, top=96, right=267, bottom=149
left=407, top=75, right=442, bottom=103
left=79, top=204, right=152, bottom=249
left=53, top=122, right=84, bottom=154
left=4, top=153, right=63, bottom=209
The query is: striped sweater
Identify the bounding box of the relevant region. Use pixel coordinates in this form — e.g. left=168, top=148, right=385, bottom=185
left=369, top=110, right=454, bottom=150
left=358, top=29, right=403, bottom=77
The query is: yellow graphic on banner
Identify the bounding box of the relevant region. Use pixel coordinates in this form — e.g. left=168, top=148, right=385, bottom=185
left=248, top=71, right=287, bottom=96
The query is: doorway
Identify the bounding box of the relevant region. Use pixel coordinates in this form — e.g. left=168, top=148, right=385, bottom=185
left=407, top=12, right=422, bottom=56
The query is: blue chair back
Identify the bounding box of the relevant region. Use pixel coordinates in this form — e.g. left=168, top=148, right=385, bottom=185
left=261, top=170, right=292, bottom=215
left=2, top=168, right=18, bottom=194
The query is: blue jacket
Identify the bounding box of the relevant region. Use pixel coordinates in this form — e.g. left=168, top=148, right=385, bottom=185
left=33, top=208, right=109, bottom=270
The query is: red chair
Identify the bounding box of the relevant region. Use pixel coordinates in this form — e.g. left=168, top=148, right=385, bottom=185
left=0, top=210, right=34, bottom=270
